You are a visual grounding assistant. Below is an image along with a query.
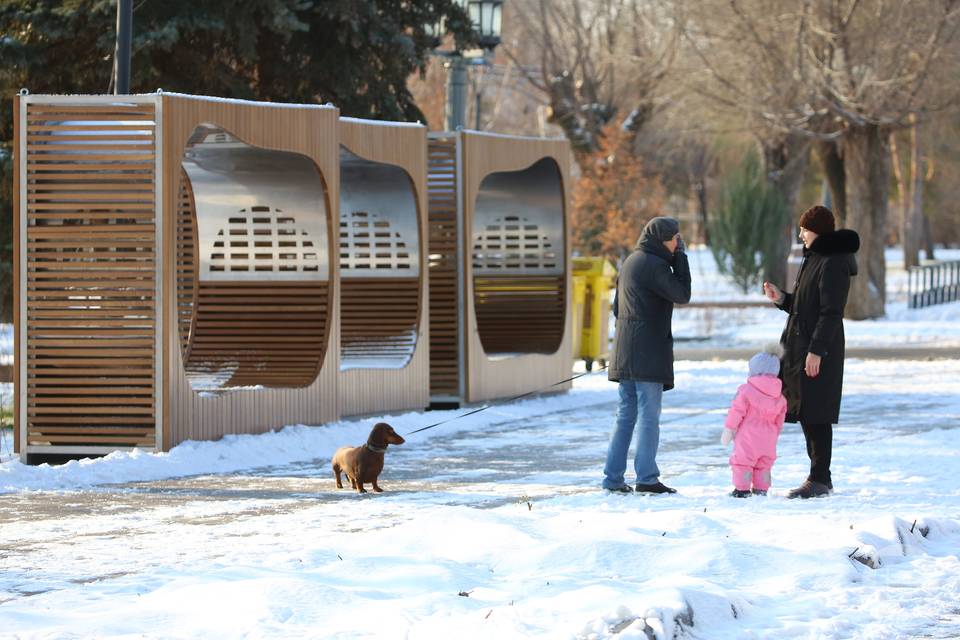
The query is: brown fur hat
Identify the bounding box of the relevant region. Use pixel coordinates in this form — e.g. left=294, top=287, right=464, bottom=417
left=798, top=205, right=836, bottom=236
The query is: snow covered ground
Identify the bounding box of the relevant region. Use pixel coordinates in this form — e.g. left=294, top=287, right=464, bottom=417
left=2, top=247, right=960, bottom=638
left=2, top=357, right=960, bottom=639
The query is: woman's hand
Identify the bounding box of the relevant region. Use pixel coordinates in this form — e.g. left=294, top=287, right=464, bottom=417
left=805, top=352, right=822, bottom=378
left=762, top=281, right=784, bottom=304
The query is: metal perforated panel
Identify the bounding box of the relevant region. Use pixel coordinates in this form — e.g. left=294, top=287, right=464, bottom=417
left=181, top=126, right=329, bottom=282
left=471, top=157, right=564, bottom=276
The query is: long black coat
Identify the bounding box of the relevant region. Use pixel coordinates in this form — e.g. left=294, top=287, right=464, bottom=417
left=608, top=239, right=691, bottom=389
left=777, top=229, right=860, bottom=424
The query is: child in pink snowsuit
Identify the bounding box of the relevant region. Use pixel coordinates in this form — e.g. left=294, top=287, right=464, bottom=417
left=721, top=346, right=787, bottom=497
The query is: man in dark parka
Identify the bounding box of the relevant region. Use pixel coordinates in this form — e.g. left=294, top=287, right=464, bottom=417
left=603, top=217, right=691, bottom=494
left=763, top=205, right=859, bottom=499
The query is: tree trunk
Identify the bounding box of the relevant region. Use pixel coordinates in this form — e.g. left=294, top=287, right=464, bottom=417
left=816, top=140, right=846, bottom=224
left=890, top=131, right=908, bottom=250
left=905, top=113, right=925, bottom=268
left=694, top=179, right=708, bottom=245
left=923, top=214, right=936, bottom=260
left=762, top=133, right=810, bottom=289
left=842, top=124, right=889, bottom=320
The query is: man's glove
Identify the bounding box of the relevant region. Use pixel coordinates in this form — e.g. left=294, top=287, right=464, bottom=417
left=675, top=235, right=686, bottom=253
left=721, top=428, right=735, bottom=446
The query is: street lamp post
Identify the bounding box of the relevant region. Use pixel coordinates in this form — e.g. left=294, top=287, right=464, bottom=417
left=113, top=0, right=133, bottom=94
left=446, top=57, right=469, bottom=131
left=429, top=0, right=504, bottom=131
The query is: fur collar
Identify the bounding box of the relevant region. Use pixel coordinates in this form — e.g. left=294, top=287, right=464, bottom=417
left=808, top=229, right=860, bottom=256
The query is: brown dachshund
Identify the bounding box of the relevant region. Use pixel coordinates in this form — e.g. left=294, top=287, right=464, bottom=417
left=332, top=422, right=405, bottom=493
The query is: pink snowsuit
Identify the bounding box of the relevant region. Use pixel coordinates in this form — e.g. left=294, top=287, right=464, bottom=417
left=725, top=375, right=787, bottom=491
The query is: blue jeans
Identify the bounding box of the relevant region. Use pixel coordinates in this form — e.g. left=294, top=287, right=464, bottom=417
left=603, top=381, right=663, bottom=488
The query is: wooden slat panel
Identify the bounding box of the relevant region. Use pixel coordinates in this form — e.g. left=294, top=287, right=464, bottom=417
left=341, top=277, right=418, bottom=362
left=473, top=275, right=566, bottom=354
left=182, top=281, right=328, bottom=388
left=427, top=138, right=459, bottom=397
left=24, top=102, right=157, bottom=449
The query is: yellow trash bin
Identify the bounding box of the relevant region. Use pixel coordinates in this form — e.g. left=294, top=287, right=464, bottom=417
left=572, top=257, right=617, bottom=371
left=571, top=274, right=587, bottom=359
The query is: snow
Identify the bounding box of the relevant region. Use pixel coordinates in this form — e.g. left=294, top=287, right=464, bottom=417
left=157, top=92, right=337, bottom=110
left=2, top=248, right=960, bottom=638
left=340, top=116, right=425, bottom=129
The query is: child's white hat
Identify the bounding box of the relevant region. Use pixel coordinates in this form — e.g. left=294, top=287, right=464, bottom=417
left=749, top=343, right=784, bottom=377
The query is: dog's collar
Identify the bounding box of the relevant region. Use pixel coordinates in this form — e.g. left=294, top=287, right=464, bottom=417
left=365, top=443, right=387, bottom=453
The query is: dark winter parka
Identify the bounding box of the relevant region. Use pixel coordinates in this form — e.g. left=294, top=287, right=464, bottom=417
left=777, top=229, right=860, bottom=424
left=608, top=221, right=692, bottom=390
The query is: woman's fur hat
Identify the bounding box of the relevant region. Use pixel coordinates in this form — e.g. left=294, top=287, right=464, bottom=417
left=798, top=205, right=836, bottom=236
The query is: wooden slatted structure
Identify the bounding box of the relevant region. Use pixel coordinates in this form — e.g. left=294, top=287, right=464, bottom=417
left=338, top=118, right=429, bottom=417
left=18, top=97, right=160, bottom=458
left=13, top=93, right=341, bottom=461
left=12, top=93, right=570, bottom=462
left=175, top=166, right=330, bottom=389
left=426, top=136, right=461, bottom=400
left=460, top=131, right=573, bottom=404
left=162, top=93, right=340, bottom=449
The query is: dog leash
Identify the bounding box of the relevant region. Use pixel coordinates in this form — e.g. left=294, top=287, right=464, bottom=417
left=406, top=364, right=609, bottom=436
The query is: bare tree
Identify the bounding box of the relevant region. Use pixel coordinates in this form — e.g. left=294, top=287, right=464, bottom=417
left=503, top=0, right=681, bottom=166
left=679, top=0, right=960, bottom=319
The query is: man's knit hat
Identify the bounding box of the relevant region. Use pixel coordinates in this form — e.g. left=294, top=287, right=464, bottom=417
left=640, top=216, right=681, bottom=242
left=798, top=205, right=836, bottom=236
left=748, top=343, right=784, bottom=377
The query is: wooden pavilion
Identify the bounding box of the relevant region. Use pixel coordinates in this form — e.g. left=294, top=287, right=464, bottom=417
left=12, top=93, right=572, bottom=463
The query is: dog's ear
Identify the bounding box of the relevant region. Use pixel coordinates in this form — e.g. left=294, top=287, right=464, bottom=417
left=384, top=423, right=405, bottom=445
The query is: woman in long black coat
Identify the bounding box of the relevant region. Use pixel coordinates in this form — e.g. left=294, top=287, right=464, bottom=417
left=762, top=205, right=859, bottom=499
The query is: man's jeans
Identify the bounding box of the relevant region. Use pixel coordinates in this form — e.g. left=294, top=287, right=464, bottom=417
left=603, top=380, right=663, bottom=489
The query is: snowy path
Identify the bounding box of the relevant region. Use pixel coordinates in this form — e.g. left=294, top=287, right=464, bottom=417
left=2, top=359, right=960, bottom=638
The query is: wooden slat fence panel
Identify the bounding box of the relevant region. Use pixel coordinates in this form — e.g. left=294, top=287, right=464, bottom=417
left=24, top=102, right=157, bottom=448
left=426, top=138, right=460, bottom=398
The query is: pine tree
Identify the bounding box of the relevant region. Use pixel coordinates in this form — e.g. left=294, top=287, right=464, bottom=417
left=708, top=150, right=788, bottom=293
left=0, top=0, right=475, bottom=321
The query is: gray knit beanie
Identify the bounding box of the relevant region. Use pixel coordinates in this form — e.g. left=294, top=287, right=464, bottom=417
left=748, top=343, right=784, bottom=377
left=640, top=216, right=681, bottom=242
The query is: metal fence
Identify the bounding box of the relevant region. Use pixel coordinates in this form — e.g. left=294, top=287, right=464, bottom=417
left=908, top=260, right=960, bottom=309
